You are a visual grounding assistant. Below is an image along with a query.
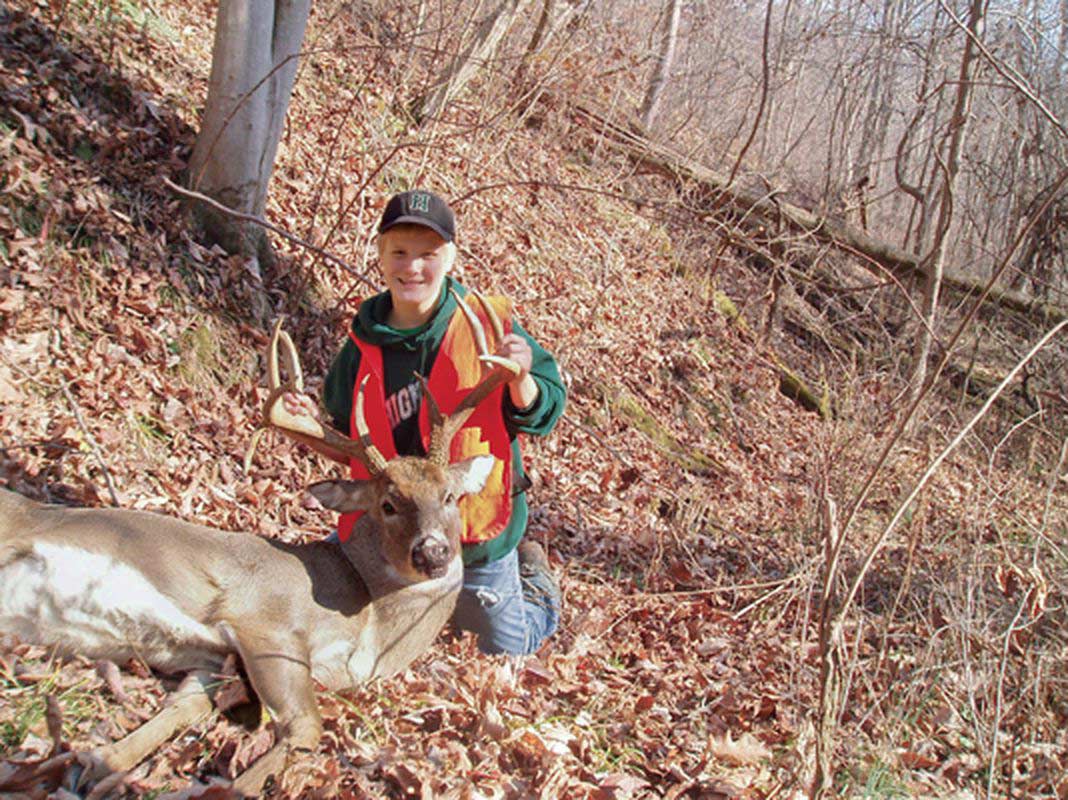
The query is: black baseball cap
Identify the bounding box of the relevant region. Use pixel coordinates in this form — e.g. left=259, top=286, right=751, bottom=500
left=378, top=190, right=456, bottom=242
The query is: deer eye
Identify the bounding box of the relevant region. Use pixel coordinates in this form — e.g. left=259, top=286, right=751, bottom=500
left=381, top=500, right=397, bottom=516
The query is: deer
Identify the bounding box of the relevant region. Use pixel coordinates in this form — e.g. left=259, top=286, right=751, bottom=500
left=0, top=291, right=519, bottom=796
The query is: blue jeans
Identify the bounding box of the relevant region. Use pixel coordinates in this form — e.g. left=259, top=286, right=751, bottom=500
left=452, top=548, right=559, bottom=656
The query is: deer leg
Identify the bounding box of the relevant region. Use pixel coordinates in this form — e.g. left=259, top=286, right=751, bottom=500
left=82, top=670, right=215, bottom=784
left=229, top=637, right=322, bottom=797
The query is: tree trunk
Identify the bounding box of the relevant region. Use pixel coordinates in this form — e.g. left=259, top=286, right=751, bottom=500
left=639, top=0, right=681, bottom=131
left=908, top=0, right=984, bottom=406
left=520, top=0, right=554, bottom=71
left=413, top=0, right=533, bottom=122
left=1060, top=0, right=1068, bottom=77
left=187, top=0, right=311, bottom=271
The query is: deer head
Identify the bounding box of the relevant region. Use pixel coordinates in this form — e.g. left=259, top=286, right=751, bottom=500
left=307, top=453, right=493, bottom=582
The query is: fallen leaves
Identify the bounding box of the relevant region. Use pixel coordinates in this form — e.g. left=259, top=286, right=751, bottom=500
left=2, top=1, right=1065, bottom=799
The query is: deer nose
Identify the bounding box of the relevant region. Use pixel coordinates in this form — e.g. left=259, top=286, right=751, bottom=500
left=411, top=536, right=451, bottom=577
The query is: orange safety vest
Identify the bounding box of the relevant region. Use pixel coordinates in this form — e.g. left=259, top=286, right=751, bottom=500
left=336, top=296, right=514, bottom=545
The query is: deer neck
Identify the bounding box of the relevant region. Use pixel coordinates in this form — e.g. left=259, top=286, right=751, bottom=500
left=340, top=535, right=397, bottom=598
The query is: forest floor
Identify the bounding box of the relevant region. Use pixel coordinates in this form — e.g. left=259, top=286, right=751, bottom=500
left=1, top=1, right=1065, bottom=799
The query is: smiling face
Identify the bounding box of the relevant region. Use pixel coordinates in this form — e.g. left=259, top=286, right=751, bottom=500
left=377, top=224, right=455, bottom=328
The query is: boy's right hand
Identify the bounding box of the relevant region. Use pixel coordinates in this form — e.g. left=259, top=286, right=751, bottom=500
left=271, top=391, right=350, bottom=466
left=282, top=392, right=320, bottom=420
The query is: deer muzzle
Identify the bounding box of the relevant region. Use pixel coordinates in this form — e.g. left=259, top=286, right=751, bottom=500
left=411, top=534, right=454, bottom=579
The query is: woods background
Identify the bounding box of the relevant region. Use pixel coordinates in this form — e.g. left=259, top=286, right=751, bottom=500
left=1, top=0, right=1067, bottom=797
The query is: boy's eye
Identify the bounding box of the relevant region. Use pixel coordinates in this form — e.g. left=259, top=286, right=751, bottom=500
left=381, top=500, right=397, bottom=515
left=443, top=492, right=455, bottom=505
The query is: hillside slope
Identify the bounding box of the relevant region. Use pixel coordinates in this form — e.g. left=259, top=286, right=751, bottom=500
left=2, top=2, right=1064, bottom=799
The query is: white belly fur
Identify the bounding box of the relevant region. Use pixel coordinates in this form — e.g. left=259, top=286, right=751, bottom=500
left=0, top=542, right=227, bottom=671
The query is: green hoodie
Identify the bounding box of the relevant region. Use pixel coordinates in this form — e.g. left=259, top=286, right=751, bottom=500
left=323, top=277, right=566, bottom=565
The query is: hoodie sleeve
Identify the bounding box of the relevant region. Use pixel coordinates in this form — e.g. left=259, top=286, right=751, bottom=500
left=322, top=337, right=360, bottom=436
left=502, top=318, right=566, bottom=437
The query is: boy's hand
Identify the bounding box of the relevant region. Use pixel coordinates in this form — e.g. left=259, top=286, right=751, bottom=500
left=496, top=334, right=539, bottom=409
left=496, top=334, right=533, bottom=380
left=282, top=392, right=320, bottom=420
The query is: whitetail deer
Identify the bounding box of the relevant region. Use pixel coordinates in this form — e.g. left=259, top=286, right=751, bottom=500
left=0, top=291, right=519, bottom=795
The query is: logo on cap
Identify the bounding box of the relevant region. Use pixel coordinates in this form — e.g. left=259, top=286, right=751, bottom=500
left=409, top=192, right=431, bottom=213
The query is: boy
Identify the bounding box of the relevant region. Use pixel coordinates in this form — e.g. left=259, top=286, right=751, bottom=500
left=285, top=190, right=566, bottom=655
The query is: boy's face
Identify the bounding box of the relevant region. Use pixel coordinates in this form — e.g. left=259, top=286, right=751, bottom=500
left=378, top=225, right=453, bottom=318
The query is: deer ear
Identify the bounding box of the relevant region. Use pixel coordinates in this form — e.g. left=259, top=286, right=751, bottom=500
left=450, top=455, right=495, bottom=496
left=308, top=480, right=375, bottom=513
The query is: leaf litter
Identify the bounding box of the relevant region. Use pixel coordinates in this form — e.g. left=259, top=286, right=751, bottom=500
left=1, top=1, right=1066, bottom=798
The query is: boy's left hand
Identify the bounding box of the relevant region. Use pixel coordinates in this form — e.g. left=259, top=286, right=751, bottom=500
left=496, top=334, right=533, bottom=380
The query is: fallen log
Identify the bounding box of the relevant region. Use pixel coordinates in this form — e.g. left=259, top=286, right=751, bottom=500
left=568, top=103, right=1067, bottom=325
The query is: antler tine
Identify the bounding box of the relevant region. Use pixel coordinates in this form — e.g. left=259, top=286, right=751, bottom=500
left=264, top=318, right=316, bottom=435
left=449, top=288, right=521, bottom=374
left=418, top=375, right=453, bottom=467
left=268, top=317, right=304, bottom=395
left=352, top=375, right=389, bottom=474
left=427, top=290, right=522, bottom=464
left=261, top=320, right=387, bottom=476
left=469, top=289, right=504, bottom=342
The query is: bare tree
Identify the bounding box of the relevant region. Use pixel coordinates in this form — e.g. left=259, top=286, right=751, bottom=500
left=186, top=0, right=311, bottom=275
left=639, top=0, right=682, bottom=130
left=514, top=0, right=589, bottom=86
left=413, top=0, right=535, bottom=122
left=908, top=0, right=986, bottom=405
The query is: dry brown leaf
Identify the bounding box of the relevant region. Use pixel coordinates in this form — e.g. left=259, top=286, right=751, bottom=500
left=706, top=730, right=772, bottom=766
left=595, top=772, right=650, bottom=799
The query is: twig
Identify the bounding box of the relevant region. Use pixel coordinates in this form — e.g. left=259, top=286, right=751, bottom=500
left=162, top=178, right=377, bottom=291
left=56, top=377, right=120, bottom=506
left=987, top=595, right=1030, bottom=800
left=731, top=575, right=799, bottom=620
left=839, top=318, right=1068, bottom=620
left=449, top=178, right=655, bottom=209
left=635, top=569, right=808, bottom=601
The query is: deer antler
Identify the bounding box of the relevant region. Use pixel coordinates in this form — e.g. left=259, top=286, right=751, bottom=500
left=425, top=290, right=521, bottom=465
left=255, top=293, right=519, bottom=472
left=259, top=318, right=388, bottom=475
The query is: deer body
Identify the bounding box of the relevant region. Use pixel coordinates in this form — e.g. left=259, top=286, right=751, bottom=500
left=0, top=451, right=487, bottom=792
left=0, top=465, right=481, bottom=675
left=0, top=487, right=465, bottom=688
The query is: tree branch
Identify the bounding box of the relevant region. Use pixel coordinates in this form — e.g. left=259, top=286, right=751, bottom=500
left=163, top=178, right=377, bottom=291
